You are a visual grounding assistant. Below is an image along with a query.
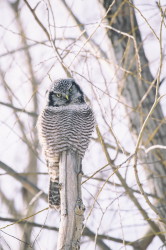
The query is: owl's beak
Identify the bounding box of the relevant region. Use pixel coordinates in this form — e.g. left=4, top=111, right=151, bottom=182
left=65, top=95, right=69, bottom=100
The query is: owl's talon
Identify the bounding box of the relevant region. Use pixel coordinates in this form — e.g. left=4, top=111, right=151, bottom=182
left=75, top=198, right=85, bottom=215
left=59, top=183, right=62, bottom=190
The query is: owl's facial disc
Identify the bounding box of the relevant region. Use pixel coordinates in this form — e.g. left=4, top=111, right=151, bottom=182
left=47, top=78, right=85, bottom=107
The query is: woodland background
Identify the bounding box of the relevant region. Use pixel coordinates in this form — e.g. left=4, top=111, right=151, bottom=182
left=0, top=0, right=166, bottom=249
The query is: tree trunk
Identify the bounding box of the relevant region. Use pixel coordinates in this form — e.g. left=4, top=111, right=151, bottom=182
left=102, top=0, right=166, bottom=240
left=8, top=2, right=39, bottom=247
left=57, top=151, right=85, bottom=250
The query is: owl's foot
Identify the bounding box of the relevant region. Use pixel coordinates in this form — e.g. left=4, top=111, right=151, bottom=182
left=49, top=203, right=60, bottom=211
left=75, top=198, right=85, bottom=216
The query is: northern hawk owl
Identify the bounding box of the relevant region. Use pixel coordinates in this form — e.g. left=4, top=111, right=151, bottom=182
left=37, top=78, right=95, bottom=209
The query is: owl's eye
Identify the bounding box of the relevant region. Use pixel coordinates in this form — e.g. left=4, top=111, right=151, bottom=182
left=56, top=93, right=61, bottom=98
left=69, top=87, right=72, bottom=92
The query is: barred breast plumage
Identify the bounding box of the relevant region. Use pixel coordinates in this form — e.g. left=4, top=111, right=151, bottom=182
left=37, top=78, right=95, bottom=209
left=38, top=104, right=94, bottom=158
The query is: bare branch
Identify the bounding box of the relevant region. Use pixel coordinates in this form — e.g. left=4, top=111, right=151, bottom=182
left=96, top=126, right=165, bottom=242
left=0, top=161, right=47, bottom=202
left=0, top=101, right=38, bottom=117
left=23, top=0, right=71, bottom=77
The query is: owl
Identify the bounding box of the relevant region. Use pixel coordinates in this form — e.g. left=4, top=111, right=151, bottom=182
left=37, top=78, right=95, bottom=209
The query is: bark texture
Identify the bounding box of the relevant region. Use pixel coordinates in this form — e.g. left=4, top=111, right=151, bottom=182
left=103, top=0, right=166, bottom=240
left=57, top=151, right=84, bottom=250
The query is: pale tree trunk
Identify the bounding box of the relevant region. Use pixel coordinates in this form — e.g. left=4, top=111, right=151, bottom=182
left=57, top=151, right=85, bottom=250
left=102, top=0, right=166, bottom=243
left=8, top=1, right=39, bottom=248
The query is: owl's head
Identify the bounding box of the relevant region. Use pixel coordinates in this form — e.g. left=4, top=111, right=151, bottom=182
left=46, top=78, right=85, bottom=107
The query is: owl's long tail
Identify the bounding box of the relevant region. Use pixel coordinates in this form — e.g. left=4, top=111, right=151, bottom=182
left=47, top=160, right=60, bottom=210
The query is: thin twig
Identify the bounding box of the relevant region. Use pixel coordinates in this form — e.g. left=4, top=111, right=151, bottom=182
left=0, top=207, right=49, bottom=230
left=133, top=12, right=166, bottom=225
left=23, top=0, right=71, bottom=77
left=95, top=126, right=165, bottom=242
